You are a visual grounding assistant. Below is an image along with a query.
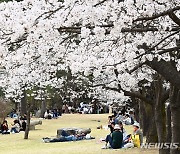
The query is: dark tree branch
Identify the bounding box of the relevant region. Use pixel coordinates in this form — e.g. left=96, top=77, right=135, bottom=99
left=58, top=26, right=179, bottom=34
left=134, top=6, right=180, bottom=22
left=169, top=12, right=180, bottom=26
left=104, top=86, right=153, bottom=105
left=158, top=46, right=180, bottom=55
left=93, top=0, right=109, bottom=7
left=128, top=62, right=146, bottom=74
left=146, top=58, right=180, bottom=88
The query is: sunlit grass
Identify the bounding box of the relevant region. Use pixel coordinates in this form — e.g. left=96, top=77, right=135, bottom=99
left=0, top=114, right=158, bottom=154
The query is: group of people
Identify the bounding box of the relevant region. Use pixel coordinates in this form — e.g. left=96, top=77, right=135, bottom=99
left=102, top=113, right=143, bottom=149
left=62, top=102, right=109, bottom=114
left=112, top=110, right=136, bottom=125
left=44, top=109, right=62, bottom=119
left=42, top=130, right=95, bottom=143
left=0, top=114, right=27, bottom=134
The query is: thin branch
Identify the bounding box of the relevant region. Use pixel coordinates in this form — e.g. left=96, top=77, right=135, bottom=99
left=158, top=46, right=180, bottom=55
left=128, top=62, right=146, bottom=74
left=59, top=34, right=78, bottom=45
left=151, top=30, right=180, bottom=51
left=134, top=30, right=180, bottom=60
left=93, top=0, right=109, bottom=7
left=34, top=6, right=64, bottom=25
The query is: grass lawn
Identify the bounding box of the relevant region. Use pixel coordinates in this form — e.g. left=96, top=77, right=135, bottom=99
left=0, top=114, right=158, bottom=154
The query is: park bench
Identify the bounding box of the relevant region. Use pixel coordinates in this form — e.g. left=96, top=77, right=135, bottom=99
left=29, top=120, right=42, bottom=130
left=57, top=127, right=91, bottom=137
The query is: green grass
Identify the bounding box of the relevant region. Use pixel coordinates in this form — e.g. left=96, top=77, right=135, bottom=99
left=0, top=114, right=158, bottom=154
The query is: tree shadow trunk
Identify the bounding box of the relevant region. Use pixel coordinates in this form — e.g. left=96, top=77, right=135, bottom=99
left=24, top=108, right=30, bottom=139
left=170, top=86, right=180, bottom=154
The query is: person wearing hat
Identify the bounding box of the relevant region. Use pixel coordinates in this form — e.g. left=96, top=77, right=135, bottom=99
left=123, top=122, right=143, bottom=149
left=112, top=124, right=123, bottom=149
left=102, top=124, right=123, bottom=149
left=133, top=122, right=143, bottom=145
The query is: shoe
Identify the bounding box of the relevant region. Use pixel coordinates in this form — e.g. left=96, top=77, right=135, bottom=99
left=42, top=137, right=50, bottom=140
left=43, top=139, right=50, bottom=143
left=100, top=138, right=105, bottom=141
left=101, top=145, right=107, bottom=149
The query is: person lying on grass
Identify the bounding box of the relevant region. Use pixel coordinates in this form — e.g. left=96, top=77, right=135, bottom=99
left=102, top=124, right=123, bottom=149
left=42, top=131, right=95, bottom=143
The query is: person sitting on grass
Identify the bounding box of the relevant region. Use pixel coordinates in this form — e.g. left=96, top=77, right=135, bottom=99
left=102, top=124, right=123, bottom=149
left=111, top=115, right=119, bottom=124
left=44, top=109, right=52, bottom=119
left=1, top=120, right=10, bottom=134
left=107, top=116, right=112, bottom=128
left=11, top=119, right=21, bottom=133
left=123, top=114, right=132, bottom=125
left=20, top=120, right=26, bottom=131
left=118, top=121, right=127, bottom=141
left=123, top=122, right=143, bottom=148
left=109, top=122, right=115, bottom=133
left=101, top=122, right=115, bottom=142
left=133, top=122, right=143, bottom=146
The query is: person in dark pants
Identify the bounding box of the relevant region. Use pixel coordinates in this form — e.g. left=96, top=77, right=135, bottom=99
left=102, top=124, right=123, bottom=149
left=42, top=131, right=94, bottom=143
left=20, top=120, right=26, bottom=131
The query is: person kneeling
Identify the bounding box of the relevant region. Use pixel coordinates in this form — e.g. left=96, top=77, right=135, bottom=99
left=102, top=124, right=123, bottom=149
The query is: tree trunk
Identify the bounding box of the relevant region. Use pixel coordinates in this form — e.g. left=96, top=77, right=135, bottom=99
left=166, top=104, right=171, bottom=154
left=170, top=86, right=180, bottom=154
left=24, top=108, right=30, bottom=139
left=21, top=90, right=27, bottom=115
left=146, top=109, right=158, bottom=143
left=154, top=76, right=167, bottom=154
left=40, top=100, right=46, bottom=118
left=139, top=100, right=149, bottom=136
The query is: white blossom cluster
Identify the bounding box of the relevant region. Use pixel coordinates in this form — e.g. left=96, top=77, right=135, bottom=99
left=0, top=0, right=179, bottom=102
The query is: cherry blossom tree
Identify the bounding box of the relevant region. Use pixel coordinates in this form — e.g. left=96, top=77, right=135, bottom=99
left=0, top=1, right=179, bottom=153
